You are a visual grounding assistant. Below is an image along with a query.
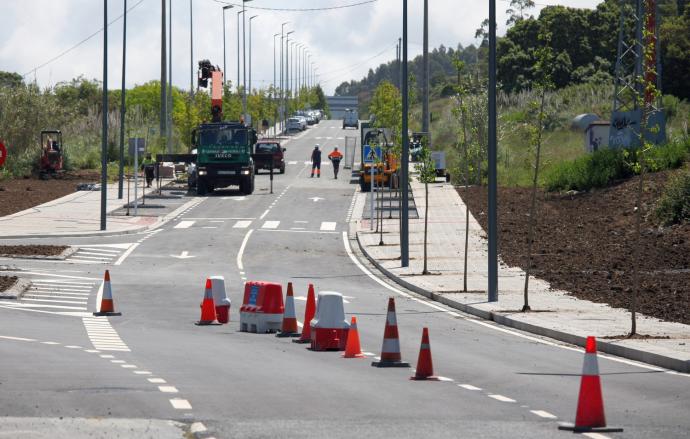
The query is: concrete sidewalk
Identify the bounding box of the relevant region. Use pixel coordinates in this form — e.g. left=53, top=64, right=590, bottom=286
left=354, top=180, right=690, bottom=373
left=0, top=180, right=192, bottom=239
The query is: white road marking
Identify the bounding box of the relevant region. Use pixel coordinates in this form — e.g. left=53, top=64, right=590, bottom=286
left=83, top=317, right=131, bottom=352
left=190, top=422, right=207, bottom=433
left=259, top=229, right=338, bottom=235
left=233, top=220, right=252, bottom=229
left=259, top=209, right=270, bottom=220
left=42, top=341, right=60, bottom=345
left=111, top=360, right=126, bottom=364
left=0, top=335, right=36, bottom=342
left=158, top=386, right=179, bottom=393
left=236, top=229, right=254, bottom=271
left=170, top=251, right=195, bottom=259
left=202, top=226, right=218, bottom=229
left=291, top=227, right=306, bottom=230
left=169, top=398, right=192, bottom=410
left=294, top=220, right=309, bottom=224
left=148, top=378, right=167, bottom=384
left=114, top=243, right=139, bottom=266
left=458, top=384, right=482, bottom=391
left=134, top=371, right=152, bottom=375
left=76, top=251, right=118, bottom=257
left=320, top=222, right=337, bottom=231
left=288, top=161, right=298, bottom=165
left=530, top=410, right=557, bottom=419
left=488, top=394, right=516, bottom=403
left=184, top=217, right=255, bottom=220
left=437, top=376, right=454, bottom=382
left=100, top=354, right=115, bottom=358
left=121, top=364, right=137, bottom=368
left=174, top=220, right=195, bottom=229
left=262, top=221, right=280, bottom=229
left=23, top=298, right=86, bottom=305
left=582, top=433, right=612, bottom=439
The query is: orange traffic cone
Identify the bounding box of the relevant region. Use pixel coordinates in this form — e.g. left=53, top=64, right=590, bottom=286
left=196, top=278, right=218, bottom=326
left=558, top=336, right=623, bottom=433
left=93, top=270, right=121, bottom=316
left=342, top=316, right=364, bottom=358
left=410, top=327, right=439, bottom=380
left=293, top=284, right=316, bottom=344
left=277, top=282, right=300, bottom=337
left=372, top=298, right=410, bottom=367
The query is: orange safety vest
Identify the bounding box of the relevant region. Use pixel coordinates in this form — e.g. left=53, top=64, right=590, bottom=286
left=328, top=150, right=343, bottom=160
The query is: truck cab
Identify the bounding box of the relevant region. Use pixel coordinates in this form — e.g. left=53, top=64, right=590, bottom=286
left=343, top=108, right=359, bottom=130
left=193, top=122, right=257, bottom=195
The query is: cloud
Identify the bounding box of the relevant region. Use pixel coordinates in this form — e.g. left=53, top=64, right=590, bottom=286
left=0, top=0, right=602, bottom=94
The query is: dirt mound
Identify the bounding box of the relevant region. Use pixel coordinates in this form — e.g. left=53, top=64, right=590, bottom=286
left=0, top=245, right=68, bottom=257
left=0, top=171, right=99, bottom=217
left=460, top=170, right=690, bottom=325
left=0, top=276, right=18, bottom=293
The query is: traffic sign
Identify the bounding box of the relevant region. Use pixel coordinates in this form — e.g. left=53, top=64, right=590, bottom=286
left=363, top=144, right=382, bottom=163
left=0, top=141, right=6, bottom=167
left=128, top=138, right=146, bottom=156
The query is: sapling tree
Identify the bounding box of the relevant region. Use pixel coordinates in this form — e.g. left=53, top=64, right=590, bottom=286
left=415, top=136, right=436, bottom=275
left=522, top=32, right=555, bottom=312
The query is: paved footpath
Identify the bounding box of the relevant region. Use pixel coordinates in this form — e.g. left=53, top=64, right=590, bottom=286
left=0, top=179, right=186, bottom=239
left=355, top=180, right=690, bottom=373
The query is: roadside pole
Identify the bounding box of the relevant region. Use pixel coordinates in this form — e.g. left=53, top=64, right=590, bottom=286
left=401, top=0, right=410, bottom=267
left=134, top=138, right=139, bottom=216
left=370, top=162, right=375, bottom=231
left=488, top=0, right=498, bottom=302
left=101, top=0, right=108, bottom=231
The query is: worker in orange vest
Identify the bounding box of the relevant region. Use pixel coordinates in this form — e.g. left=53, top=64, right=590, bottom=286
left=328, top=147, right=344, bottom=179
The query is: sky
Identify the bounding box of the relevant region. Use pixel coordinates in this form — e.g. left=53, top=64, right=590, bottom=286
left=0, top=0, right=602, bottom=95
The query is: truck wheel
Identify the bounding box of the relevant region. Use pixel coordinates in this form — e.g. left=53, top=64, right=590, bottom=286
left=359, top=175, right=370, bottom=192
left=279, top=165, right=285, bottom=174
left=197, top=178, right=207, bottom=196
left=241, top=176, right=254, bottom=195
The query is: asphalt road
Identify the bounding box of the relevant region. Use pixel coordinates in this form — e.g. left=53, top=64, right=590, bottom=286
left=1, top=120, right=689, bottom=438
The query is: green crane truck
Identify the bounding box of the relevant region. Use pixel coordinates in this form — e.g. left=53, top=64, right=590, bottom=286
left=192, top=122, right=257, bottom=195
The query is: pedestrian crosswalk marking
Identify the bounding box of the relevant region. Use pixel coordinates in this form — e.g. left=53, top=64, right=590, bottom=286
left=174, top=220, right=195, bottom=229
left=288, top=161, right=298, bottom=165
left=83, top=316, right=130, bottom=352
left=262, top=221, right=280, bottom=229
left=320, top=222, right=337, bottom=231
left=65, top=245, right=133, bottom=264
left=233, top=220, right=252, bottom=229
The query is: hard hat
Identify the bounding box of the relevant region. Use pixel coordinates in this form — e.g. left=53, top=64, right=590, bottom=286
left=315, top=144, right=320, bottom=148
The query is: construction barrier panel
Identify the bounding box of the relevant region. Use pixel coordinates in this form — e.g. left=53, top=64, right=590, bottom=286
left=209, top=276, right=231, bottom=324
left=240, top=281, right=284, bottom=333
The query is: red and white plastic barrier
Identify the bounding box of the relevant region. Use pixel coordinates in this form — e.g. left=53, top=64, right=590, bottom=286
left=310, top=291, right=350, bottom=351
left=239, top=281, right=284, bottom=333
left=209, top=276, right=231, bottom=324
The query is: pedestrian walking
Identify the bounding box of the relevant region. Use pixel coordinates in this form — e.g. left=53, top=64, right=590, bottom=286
left=141, top=153, right=156, bottom=187
left=311, top=145, right=322, bottom=178
left=328, top=147, right=343, bottom=179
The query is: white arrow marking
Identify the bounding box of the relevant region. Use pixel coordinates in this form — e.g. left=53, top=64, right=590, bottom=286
left=170, top=251, right=195, bottom=259
left=309, top=197, right=325, bottom=202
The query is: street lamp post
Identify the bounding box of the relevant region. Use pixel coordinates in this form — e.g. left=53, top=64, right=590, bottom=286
left=167, top=0, right=172, bottom=152
left=222, top=5, right=233, bottom=86
left=401, top=0, right=409, bottom=267
left=273, top=33, right=279, bottom=135
left=101, top=0, right=108, bottom=231
left=160, top=0, right=166, bottom=143
left=190, top=0, right=193, bottom=96
left=237, top=10, right=244, bottom=93
left=242, top=0, right=253, bottom=121
left=285, top=31, right=294, bottom=119
left=249, top=15, right=258, bottom=101
left=488, top=0, right=498, bottom=302
left=118, top=0, right=127, bottom=200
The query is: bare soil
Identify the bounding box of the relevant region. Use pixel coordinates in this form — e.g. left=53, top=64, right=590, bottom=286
left=0, top=245, right=68, bottom=257
left=0, top=276, right=18, bottom=292
left=460, top=170, right=690, bottom=325
left=0, top=171, right=100, bottom=217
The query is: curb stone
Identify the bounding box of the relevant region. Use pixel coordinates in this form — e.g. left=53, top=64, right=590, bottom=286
left=355, top=231, right=690, bottom=373
left=0, top=246, right=78, bottom=261
left=0, top=278, right=31, bottom=300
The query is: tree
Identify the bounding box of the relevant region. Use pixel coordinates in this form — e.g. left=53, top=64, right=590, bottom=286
left=369, top=81, right=402, bottom=147
left=660, top=6, right=690, bottom=99
left=415, top=138, right=436, bottom=275
left=522, top=31, right=555, bottom=312
left=0, top=71, right=23, bottom=89
left=506, top=0, right=535, bottom=26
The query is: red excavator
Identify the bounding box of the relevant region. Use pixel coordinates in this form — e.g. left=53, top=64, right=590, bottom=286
left=39, top=129, right=64, bottom=179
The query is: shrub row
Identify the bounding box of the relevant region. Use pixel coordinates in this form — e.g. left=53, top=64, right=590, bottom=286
left=544, top=138, right=690, bottom=192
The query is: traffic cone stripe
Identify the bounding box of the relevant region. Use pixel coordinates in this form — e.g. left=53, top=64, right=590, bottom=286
left=372, top=298, right=409, bottom=367
left=411, top=327, right=438, bottom=380
left=420, top=343, right=430, bottom=349
left=343, top=316, right=365, bottom=358
left=278, top=282, right=300, bottom=336
left=386, top=311, right=397, bottom=325
left=293, top=284, right=316, bottom=344
left=197, top=278, right=218, bottom=325
left=94, top=270, right=120, bottom=316
left=582, top=353, right=599, bottom=376
left=382, top=338, right=401, bottom=353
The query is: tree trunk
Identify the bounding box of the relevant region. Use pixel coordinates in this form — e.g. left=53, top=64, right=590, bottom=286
left=523, top=89, right=547, bottom=312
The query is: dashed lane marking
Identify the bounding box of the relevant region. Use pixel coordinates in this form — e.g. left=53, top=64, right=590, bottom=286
left=487, top=394, right=516, bottom=403
left=262, top=221, right=280, bottom=229
left=170, top=399, right=192, bottom=410
left=458, top=384, right=482, bottom=391
left=114, top=243, right=140, bottom=266
left=233, top=220, right=252, bottom=228
left=149, top=378, right=167, bottom=384
left=530, top=410, right=558, bottom=419
left=158, top=386, right=179, bottom=393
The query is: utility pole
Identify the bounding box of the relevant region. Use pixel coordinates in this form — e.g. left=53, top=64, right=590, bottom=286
left=401, top=0, right=409, bottom=267
left=398, top=37, right=402, bottom=91
left=285, top=31, right=294, bottom=120
left=118, top=0, right=127, bottom=200
left=160, top=0, right=167, bottom=142
left=223, top=6, right=233, bottom=86
left=242, top=0, right=248, bottom=120
left=488, top=0, right=498, bottom=301
left=249, top=15, right=258, bottom=100
left=422, top=0, right=430, bottom=136
left=237, top=10, right=243, bottom=93
left=101, top=0, right=108, bottom=231
left=167, top=0, right=173, bottom=153
left=190, top=0, right=193, bottom=96
left=395, top=41, right=399, bottom=89
left=274, top=32, right=279, bottom=133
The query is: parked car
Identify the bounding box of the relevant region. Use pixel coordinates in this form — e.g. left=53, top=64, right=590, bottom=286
left=286, top=117, right=306, bottom=132
left=254, top=140, right=286, bottom=174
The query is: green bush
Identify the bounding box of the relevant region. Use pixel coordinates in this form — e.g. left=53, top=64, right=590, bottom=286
left=545, top=139, right=690, bottom=192
left=655, top=170, right=690, bottom=226
left=544, top=148, right=632, bottom=191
